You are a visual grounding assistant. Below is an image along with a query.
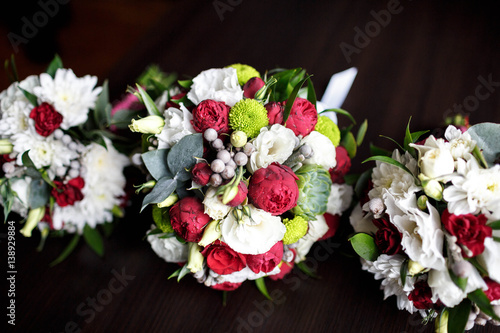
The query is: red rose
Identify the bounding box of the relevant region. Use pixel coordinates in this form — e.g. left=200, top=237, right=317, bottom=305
left=441, top=209, right=492, bottom=257
left=243, top=77, right=265, bottom=99
left=248, top=163, right=299, bottom=215
left=201, top=240, right=247, bottom=275
left=226, top=181, right=248, bottom=207
left=170, top=197, right=211, bottom=242
left=265, top=102, right=284, bottom=125
left=191, top=99, right=230, bottom=134
left=51, top=177, right=85, bottom=207
left=372, top=215, right=403, bottom=255
left=269, top=249, right=296, bottom=281
left=329, top=146, right=351, bottom=184
left=246, top=241, right=283, bottom=274
left=318, top=213, right=340, bottom=241
left=284, top=97, right=317, bottom=137
left=211, top=281, right=242, bottom=291
left=484, top=278, right=500, bottom=302
left=191, top=162, right=212, bottom=186
left=408, top=280, right=435, bottom=310
left=29, top=102, right=63, bottom=137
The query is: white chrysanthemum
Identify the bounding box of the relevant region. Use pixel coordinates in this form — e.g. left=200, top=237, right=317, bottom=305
left=349, top=204, right=379, bottom=235
left=156, top=104, right=195, bottom=149
left=33, top=69, right=102, bottom=129
left=294, top=215, right=329, bottom=263
left=300, top=131, right=337, bottom=170
left=369, top=149, right=420, bottom=201
left=443, top=157, right=500, bottom=220
left=203, top=187, right=231, bottom=220
left=445, top=125, right=476, bottom=160
left=147, top=228, right=188, bottom=263
left=187, top=68, right=243, bottom=107
left=220, top=205, right=285, bottom=255
left=326, top=183, right=353, bottom=215
left=362, top=254, right=417, bottom=313
left=477, top=238, right=500, bottom=283
left=248, top=124, right=296, bottom=173
left=428, top=266, right=486, bottom=308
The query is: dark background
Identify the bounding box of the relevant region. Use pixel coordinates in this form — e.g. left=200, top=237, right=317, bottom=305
left=1, top=0, right=500, bottom=332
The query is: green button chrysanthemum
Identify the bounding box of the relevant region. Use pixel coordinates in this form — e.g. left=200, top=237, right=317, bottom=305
left=315, top=115, right=341, bottom=147
left=229, top=99, right=269, bottom=138
left=227, top=63, right=261, bottom=85
left=282, top=216, right=308, bottom=245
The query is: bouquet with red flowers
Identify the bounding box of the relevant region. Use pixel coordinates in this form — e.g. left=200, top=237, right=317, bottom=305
left=129, top=64, right=365, bottom=292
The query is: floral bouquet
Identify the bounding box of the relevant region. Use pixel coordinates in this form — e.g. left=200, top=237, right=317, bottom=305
left=129, top=64, right=364, bottom=292
left=349, top=120, right=500, bottom=332
left=0, top=56, right=130, bottom=263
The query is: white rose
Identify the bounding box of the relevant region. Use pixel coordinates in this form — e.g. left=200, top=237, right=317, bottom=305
left=301, top=131, right=337, bottom=170
left=147, top=229, right=188, bottom=263
left=294, top=215, right=329, bottom=262
left=187, top=68, right=243, bottom=107
left=156, top=104, right=195, bottom=149
left=220, top=205, right=285, bottom=255
left=326, top=183, right=353, bottom=215
left=203, top=187, right=231, bottom=220
left=419, top=147, right=455, bottom=179
left=247, top=124, right=296, bottom=173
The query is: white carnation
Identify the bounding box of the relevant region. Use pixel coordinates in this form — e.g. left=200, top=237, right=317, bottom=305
left=326, top=183, right=353, bottom=215
left=147, top=229, right=188, bottom=263
left=301, top=131, right=337, bottom=170
left=156, top=104, right=195, bottom=149
left=187, top=68, right=243, bottom=107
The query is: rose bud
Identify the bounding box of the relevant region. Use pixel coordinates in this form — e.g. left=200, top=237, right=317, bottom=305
left=186, top=243, right=204, bottom=273
left=265, top=102, right=284, bottom=125
left=191, top=99, right=231, bottom=134
left=157, top=193, right=179, bottom=208
left=242, top=77, right=265, bottom=99
left=0, top=139, right=13, bottom=154
left=129, top=115, right=165, bottom=134
left=191, top=162, right=212, bottom=186
left=248, top=162, right=299, bottom=216
left=419, top=175, right=444, bottom=201
left=246, top=241, right=284, bottom=274
left=170, top=196, right=211, bottom=242
left=329, top=146, right=351, bottom=183
left=201, top=240, right=247, bottom=275
left=284, top=97, right=318, bottom=137
left=226, top=181, right=248, bottom=207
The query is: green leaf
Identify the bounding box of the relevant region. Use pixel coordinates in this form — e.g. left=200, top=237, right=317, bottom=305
left=49, top=233, right=80, bottom=267
left=168, top=264, right=190, bottom=282
left=449, top=269, right=468, bottom=291
left=141, top=177, right=177, bottom=212
left=468, top=289, right=500, bottom=321
left=28, top=178, right=49, bottom=209
left=141, top=149, right=172, bottom=180
left=341, top=131, right=357, bottom=158
left=306, top=77, right=317, bottom=108
left=487, top=220, right=500, bottom=229
left=363, top=156, right=418, bottom=183
left=110, top=108, right=141, bottom=127
left=379, top=135, right=404, bottom=151
left=467, top=257, right=488, bottom=276
left=94, top=80, right=111, bottom=128
left=282, top=75, right=312, bottom=123
left=494, top=236, right=500, bottom=242
left=354, top=169, right=372, bottom=200
left=296, top=261, right=319, bottom=278
left=145, top=228, right=164, bottom=238
left=435, top=309, right=449, bottom=333
left=468, top=122, right=500, bottom=167
left=83, top=224, right=104, bottom=257
left=177, top=79, right=193, bottom=89
left=320, top=108, right=356, bottom=125
left=5, top=54, right=19, bottom=83
left=167, top=133, right=203, bottom=176
left=400, top=259, right=409, bottom=287
left=403, top=117, right=414, bottom=154
left=136, top=84, right=161, bottom=116
left=255, top=278, right=272, bottom=300
left=152, top=205, right=173, bottom=233
left=411, top=130, right=429, bottom=143
left=369, top=143, right=392, bottom=157
left=349, top=233, right=379, bottom=261
left=447, top=300, right=471, bottom=333
left=1, top=179, right=14, bottom=222
left=45, top=54, right=63, bottom=77
left=17, top=86, right=38, bottom=107
left=356, top=119, right=368, bottom=147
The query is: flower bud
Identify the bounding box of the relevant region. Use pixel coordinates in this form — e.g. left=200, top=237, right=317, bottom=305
left=408, top=260, right=426, bottom=276
left=187, top=242, right=204, bottom=273
left=198, top=220, right=222, bottom=247
left=222, top=185, right=239, bottom=205
left=265, top=102, right=284, bottom=125
left=420, top=148, right=454, bottom=179
left=128, top=115, right=165, bottom=134
left=20, top=206, right=45, bottom=237
left=419, top=175, right=443, bottom=201
left=230, top=130, right=248, bottom=148
left=368, top=198, right=385, bottom=218
left=0, top=139, right=13, bottom=154
left=417, top=195, right=428, bottom=210
left=243, top=77, right=265, bottom=99
left=134, top=180, right=156, bottom=194
left=452, top=260, right=473, bottom=278
left=157, top=193, right=179, bottom=208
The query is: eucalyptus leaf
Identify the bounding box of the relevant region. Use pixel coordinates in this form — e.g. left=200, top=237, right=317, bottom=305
left=136, top=84, right=161, bottom=116
left=45, top=54, right=63, bottom=77
left=167, top=133, right=203, bottom=176
left=349, top=233, right=379, bottom=261
left=447, top=300, right=471, bottom=333
left=83, top=224, right=104, bottom=257
left=255, top=277, right=272, bottom=300
left=356, top=119, right=368, bottom=146
left=49, top=233, right=80, bottom=267
left=29, top=178, right=49, bottom=209
left=141, top=149, right=172, bottom=180
left=468, top=289, right=500, bottom=321
left=141, top=177, right=177, bottom=212
left=341, top=131, right=357, bottom=158
left=468, top=122, right=500, bottom=167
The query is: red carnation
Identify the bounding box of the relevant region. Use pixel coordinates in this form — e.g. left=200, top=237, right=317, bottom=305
left=318, top=213, right=341, bottom=241
left=248, top=163, right=299, bottom=215
left=408, top=280, right=435, bottom=310
left=51, top=177, right=85, bottom=207
left=329, top=146, right=351, bottom=184
left=484, top=278, right=500, bottom=302
left=265, top=102, right=284, bottom=125
left=170, top=197, right=211, bottom=242
left=226, top=181, right=248, bottom=207
left=211, top=281, right=242, bottom=291
left=373, top=215, right=403, bottom=255
left=246, top=241, right=283, bottom=274
left=191, top=162, right=212, bottom=186
left=284, top=97, right=317, bottom=137
left=243, top=77, right=265, bottom=99
left=191, top=99, right=230, bottom=134
left=201, top=240, right=247, bottom=275
left=30, top=102, right=63, bottom=137
left=441, top=209, right=492, bottom=257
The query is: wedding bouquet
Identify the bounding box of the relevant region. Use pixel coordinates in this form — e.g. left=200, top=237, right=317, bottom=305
left=349, top=120, right=500, bottom=332
left=130, top=64, right=364, bottom=292
left=0, top=56, right=129, bottom=262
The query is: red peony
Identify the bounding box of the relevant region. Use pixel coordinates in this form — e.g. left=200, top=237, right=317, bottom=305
left=441, top=209, right=492, bottom=257
left=246, top=241, right=283, bottom=274
left=243, top=77, right=265, bottom=99
left=284, top=97, right=317, bottom=137
left=269, top=249, right=296, bottom=281
left=201, top=240, right=247, bottom=275
left=29, top=102, right=63, bottom=137
left=211, top=281, right=242, bottom=291
left=318, top=213, right=341, bottom=241
left=248, top=163, right=299, bottom=215
left=265, top=102, right=284, bottom=125
left=191, top=162, right=212, bottom=186
left=408, top=280, right=435, bottom=310
left=51, top=177, right=85, bottom=207
left=191, top=99, right=230, bottom=134
left=170, top=196, right=211, bottom=242
left=226, top=181, right=248, bottom=207
left=372, top=215, right=403, bottom=255
left=329, top=146, right=351, bottom=184
left=484, top=278, right=500, bottom=302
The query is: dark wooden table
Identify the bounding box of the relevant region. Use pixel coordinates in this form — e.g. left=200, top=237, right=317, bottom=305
left=3, top=0, right=500, bottom=332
